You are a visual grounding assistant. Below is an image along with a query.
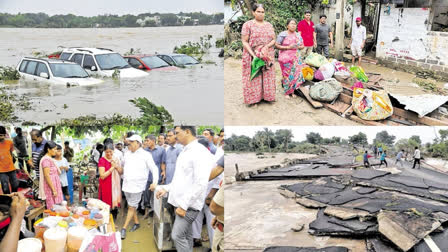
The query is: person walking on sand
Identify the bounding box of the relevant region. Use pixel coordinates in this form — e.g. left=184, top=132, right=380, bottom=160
left=349, top=17, right=366, bottom=66
left=379, top=150, right=388, bottom=168
left=314, top=14, right=333, bottom=58
left=276, top=18, right=305, bottom=98
left=413, top=146, right=421, bottom=169
left=297, top=10, right=315, bottom=58
left=395, top=149, right=404, bottom=167
left=241, top=3, right=276, bottom=106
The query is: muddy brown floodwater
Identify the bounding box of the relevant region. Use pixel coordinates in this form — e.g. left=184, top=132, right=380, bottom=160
left=224, top=57, right=444, bottom=126
left=0, top=26, right=223, bottom=124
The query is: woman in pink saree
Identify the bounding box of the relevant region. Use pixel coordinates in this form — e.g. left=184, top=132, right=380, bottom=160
left=275, top=19, right=305, bottom=97
left=241, top=3, right=276, bottom=105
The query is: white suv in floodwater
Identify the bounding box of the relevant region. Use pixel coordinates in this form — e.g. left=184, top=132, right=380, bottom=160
left=59, top=47, right=148, bottom=78
left=16, top=57, right=103, bottom=86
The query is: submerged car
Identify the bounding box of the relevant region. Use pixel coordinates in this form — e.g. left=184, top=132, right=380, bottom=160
left=124, top=55, right=177, bottom=71
left=157, top=54, right=200, bottom=67
left=16, top=57, right=103, bottom=86
left=59, top=47, right=148, bottom=78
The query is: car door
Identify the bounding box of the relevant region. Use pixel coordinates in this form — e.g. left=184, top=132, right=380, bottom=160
left=35, top=62, right=52, bottom=84
left=71, top=53, right=84, bottom=66
left=161, top=55, right=175, bottom=66
left=128, top=58, right=144, bottom=69
left=82, top=54, right=97, bottom=75
left=21, top=60, right=38, bottom=82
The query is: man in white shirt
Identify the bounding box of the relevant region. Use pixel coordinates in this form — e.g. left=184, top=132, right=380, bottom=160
left=121, top=135, right=158, bottom=240
left=155, top=126, right=215, bottom=252
left=413, top=146, right=421, bottom=169
left=192, top=137, right=222, bottom=248
left=349, top=17, right=366, bottom=66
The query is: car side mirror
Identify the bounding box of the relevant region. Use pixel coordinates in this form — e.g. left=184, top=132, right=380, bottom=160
left=90, top=66, right=97, bottom=71
left=40, top=72, right=49, bottom=79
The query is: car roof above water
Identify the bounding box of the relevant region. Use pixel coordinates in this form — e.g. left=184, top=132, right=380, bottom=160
left=22, top=57, right=77, bottom=64
left=61, top=47, right=116, bottom=55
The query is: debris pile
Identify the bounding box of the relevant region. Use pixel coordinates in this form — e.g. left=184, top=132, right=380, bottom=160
left=238, top=146, right=448, bottom=251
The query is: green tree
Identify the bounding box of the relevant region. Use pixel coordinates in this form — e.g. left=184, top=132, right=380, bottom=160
left=306, top=132, right=322, bottom=144
left=349, top=132, right=368, bottom=146
left=373, top=131, right=396, bottom=146
left=274, top=129, right=293, bottom=152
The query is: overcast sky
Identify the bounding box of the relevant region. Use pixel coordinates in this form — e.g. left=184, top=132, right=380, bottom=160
left=0, top=0, right=223, bottom=16
left=226, top=126, right=448, bottom=144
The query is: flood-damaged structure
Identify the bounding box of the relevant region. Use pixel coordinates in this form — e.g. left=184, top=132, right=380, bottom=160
left=235, top=146, right=448, bottom=251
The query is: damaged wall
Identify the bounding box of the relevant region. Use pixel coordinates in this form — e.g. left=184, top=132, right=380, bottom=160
left=311, top=1, right=358, bottom=33
left=376, top=5, right=448, bottom=78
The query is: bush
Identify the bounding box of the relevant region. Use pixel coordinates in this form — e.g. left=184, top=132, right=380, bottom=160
left=0, top=66, right=20, bottom=81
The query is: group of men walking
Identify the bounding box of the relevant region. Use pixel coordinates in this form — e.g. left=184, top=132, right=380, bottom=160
left=363, top=146, right=422, bottom=169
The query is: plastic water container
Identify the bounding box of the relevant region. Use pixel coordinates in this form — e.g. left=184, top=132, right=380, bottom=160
left=67, top=226, right=88, bottom=252
left=17, top=238, right=42, bottom=252
left=43, top=227, right=67, bottom=252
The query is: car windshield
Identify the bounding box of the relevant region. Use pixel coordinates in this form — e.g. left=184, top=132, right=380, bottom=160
left=141, top=56, right=170, bottom=69
left=95, top=53, right=130, bottom=70
left=173, top=55, right=199, bottom=65
left=49, top=63, right=89, bottom=78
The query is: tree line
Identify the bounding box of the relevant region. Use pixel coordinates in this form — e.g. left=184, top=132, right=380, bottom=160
left=0, top=12, right=224, bottom=28
left=224, top=128, right=448, bottom=159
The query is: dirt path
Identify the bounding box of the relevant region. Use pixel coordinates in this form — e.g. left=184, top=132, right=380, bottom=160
left=224, top=57, right=441, bottom=125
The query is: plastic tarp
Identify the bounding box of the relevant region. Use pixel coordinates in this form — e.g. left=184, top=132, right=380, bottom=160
left=390, top=94, right=448, bottom=118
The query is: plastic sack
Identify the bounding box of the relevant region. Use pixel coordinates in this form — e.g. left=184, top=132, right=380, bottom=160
left=82, top=232, right=121, bottom=252
left=305, top=53, right=328, bottom=68
left=352, top=88, right=393, bottom=120
left=250, top=57, right=265, bottom=80
left=302, top=66, right=314, bottom=81
left=349, top=66, right=369, bottom=83
left=314, top=63, right=335, bottom=81
left=309, top=78, right=343, bottom=102
left=351, top=81, right=364, bottom=90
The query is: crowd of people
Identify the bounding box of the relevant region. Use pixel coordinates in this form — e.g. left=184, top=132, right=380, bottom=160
left=362, top=145, right=422, bottom=169
left=0, top=125, right=225, bottom=252
left=241, top=3, right=366, bottom=104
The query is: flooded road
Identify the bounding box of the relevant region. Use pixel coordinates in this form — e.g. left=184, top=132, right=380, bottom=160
left=0, top=26, right=223, bottom=124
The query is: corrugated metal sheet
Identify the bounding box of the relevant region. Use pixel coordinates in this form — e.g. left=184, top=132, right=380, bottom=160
left=390, top=93, right=448, bottom=117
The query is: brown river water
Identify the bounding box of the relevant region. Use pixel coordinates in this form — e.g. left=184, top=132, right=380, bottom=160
left=0, top=25, right=223, bottom=125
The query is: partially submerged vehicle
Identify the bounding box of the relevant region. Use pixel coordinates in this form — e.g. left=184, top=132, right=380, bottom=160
left=157, top=53, right=200, bottom=67
left=124, top=55, right=177, bottom=71
left=16, top=57, right=103, bottom=86
left=59, top=47, right=148, bottom=78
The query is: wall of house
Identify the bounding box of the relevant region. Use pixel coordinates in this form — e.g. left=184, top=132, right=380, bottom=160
left=376, top=5, right=448, bottom=78
left=311, top=1, right=357, bottom=33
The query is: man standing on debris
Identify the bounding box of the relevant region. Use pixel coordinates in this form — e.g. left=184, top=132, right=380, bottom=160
left=349, top=17, right=366, bottom=66
left=377, top=146, right=383, bottom=158
left=379, top=150, right=388, bottom=168
left=373, top=146, right=378, bottom=158
left=412, top=146, right=421, bottom=169
left=297, top=10, right=315, bottom=58
left=395, top=149, right=404, bottom=167
left=363, top=150, right=371, bottom=168
left=314, top=14, right=333, bottom=58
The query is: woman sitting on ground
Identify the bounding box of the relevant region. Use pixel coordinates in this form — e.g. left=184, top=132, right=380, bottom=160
left=98, top=144, right=123, bottom=219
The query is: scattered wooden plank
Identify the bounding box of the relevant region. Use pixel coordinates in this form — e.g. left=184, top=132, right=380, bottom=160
left=298, top=86, right=323, bottom=108
left=323, top=102, right=350, bottom=115
left=393, top=107, right=448, bottom=126
left=348, top=115, right=385, bottom=126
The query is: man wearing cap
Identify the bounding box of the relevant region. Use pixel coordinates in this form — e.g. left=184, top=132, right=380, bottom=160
left=155, top=126, right=215, bottom=252
left=121, top=134, right=159, bottom=239
left=349, top=17, right=366, bottom=66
